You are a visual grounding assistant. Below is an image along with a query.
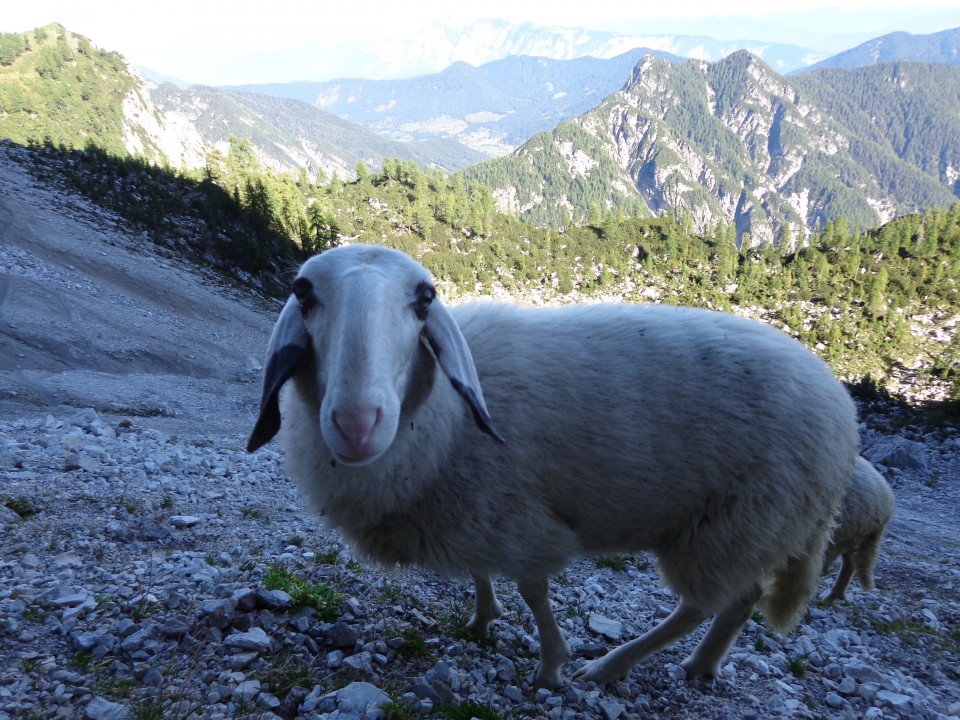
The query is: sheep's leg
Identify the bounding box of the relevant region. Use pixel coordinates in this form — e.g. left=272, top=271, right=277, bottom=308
left=516, top=576, right=570, bottom=689
left=466, top=572, right=503, bottom=635
left=573, top=598, right=707, bottom=685
left=680, top=586, right=761, bottom=680
left=821, top=554, right=855, bottom=603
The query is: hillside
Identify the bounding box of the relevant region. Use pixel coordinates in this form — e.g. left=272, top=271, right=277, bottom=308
left=462, top=52, right=959, bottom=242
left=801, top=27, right=960, bottom=73
left=0, top=24, right=483, bottom=180
left=145, top=84, right=485, bottom=178
left=791, top=62, right=960, bottom=197
left=8, top=136, right=956, bottom=409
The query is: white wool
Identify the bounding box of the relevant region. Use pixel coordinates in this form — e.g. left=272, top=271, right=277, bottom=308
left=821, top=456, right=896, bottom=603
left=249, top=244, right=860, bottom=688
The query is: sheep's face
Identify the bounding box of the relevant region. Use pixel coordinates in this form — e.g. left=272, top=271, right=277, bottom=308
left=247, top=244, right=502, bottom=461
left=295, top=246, right=435, bottom=465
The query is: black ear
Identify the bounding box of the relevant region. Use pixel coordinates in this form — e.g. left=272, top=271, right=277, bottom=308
left=247, top=297, right=310, bottom=452
left=422, top=300, right=504, bottom=444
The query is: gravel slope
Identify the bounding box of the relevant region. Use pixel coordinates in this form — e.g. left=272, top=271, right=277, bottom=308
left=1, top=142, right=959, bottom=720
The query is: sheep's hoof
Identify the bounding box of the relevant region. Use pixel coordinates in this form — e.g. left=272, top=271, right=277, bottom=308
left=533, top=664, right=564, bottom=690
left=679, top=657, right=718, bottom=682
left=464, top=614, right=496, bottom=638
left=572, top=656, right=628, bottom=686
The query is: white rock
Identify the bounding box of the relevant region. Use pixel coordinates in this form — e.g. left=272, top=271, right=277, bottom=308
left=224, top=626, right=272, bottom=652
left=169, top=515, right=201, bottom=528
left=588, top=612, right=622, bottom=640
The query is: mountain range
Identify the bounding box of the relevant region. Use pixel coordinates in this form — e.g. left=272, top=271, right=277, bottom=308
left=801, top=27, right=960, bottom=72
left=1, top=23, right=959, bottom=242
left=230, top=50, right=684, bottom=157
left=461, top=53, right=960, bottom=242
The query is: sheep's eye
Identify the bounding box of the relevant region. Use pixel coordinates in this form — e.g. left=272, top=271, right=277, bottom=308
left=413, top=281, right=436, bottom=321
left=292, top=277, right=319, bottom=314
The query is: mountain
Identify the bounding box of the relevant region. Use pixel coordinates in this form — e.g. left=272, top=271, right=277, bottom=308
left=143, top=84, right=485, bottom=178
left=791, top=62, right=960, bottom=198
left=0, top=24, right=484, bottom=180
left=800, top=27, right=960, bottom=73
left=230, top=50, right=684, bottom=156
left=461, top=51, right=960, bottom=243
left=229, top=40, right=826, bottom=157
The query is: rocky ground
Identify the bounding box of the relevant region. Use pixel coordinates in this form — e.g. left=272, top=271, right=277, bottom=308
left=1, top=141, right=959, bottom=720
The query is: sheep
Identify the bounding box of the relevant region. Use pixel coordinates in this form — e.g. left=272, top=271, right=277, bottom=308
left=246, top=243, right=860, bottom=689
left=820, top=456, right=895, bottom=603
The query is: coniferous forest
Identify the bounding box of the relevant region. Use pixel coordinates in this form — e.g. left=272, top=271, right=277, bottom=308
left=18, top=138, right=960, bottom=409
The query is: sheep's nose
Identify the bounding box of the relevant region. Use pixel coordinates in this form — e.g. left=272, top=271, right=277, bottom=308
left=332, top=406, right=383, bottom=449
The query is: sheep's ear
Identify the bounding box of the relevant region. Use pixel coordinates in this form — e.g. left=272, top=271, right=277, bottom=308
left=423, top=301, right=505, bottom=444
left=247, top=297, right=310, bottom=452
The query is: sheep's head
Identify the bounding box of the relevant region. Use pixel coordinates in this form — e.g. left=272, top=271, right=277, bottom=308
left=247, top=244, right=502, bottom=463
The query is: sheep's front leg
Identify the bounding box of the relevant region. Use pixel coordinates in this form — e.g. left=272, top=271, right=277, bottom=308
left=516, top=576, right=570, bottom=689
left=573, top=598, right=707, bottom=685
left=466, top=572, right=504, bottom=635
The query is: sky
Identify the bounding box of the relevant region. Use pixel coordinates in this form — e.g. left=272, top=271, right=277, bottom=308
left=4, top=0, right=960, bottom=86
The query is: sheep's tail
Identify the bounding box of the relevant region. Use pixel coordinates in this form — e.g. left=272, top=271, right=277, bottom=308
left=759, top=521, right=834, bottom=632
left=852, top=531, right=884, bottom=591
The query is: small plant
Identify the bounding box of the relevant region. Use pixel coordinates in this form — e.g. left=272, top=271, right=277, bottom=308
left=160, top=496, right=174, bottom=509
left=124, top=501, right=139, bottom=515
left=241, top=506, right=266, bottom=521
left=750, top=609, right=765, bottom=625
left=788, top=655, right=808, bottom=678
left=436, top=701, right=503, bottom=720
left=262, top=563, right=344, bottom=620
left=754, top=635, right=766, bottom=652
left=381, top=699, right=419, bottom=720
left=314, top=548, right=342, bottom=564
left=132, top=697, right=167, bottom=720
left=398, top=628, right=431, bottom=659
left=289, top=535, right=305, bottom=547
left=98, top=676, right=137, bottom=699
left=256, top=650, right=322, bottom=699
left=595, top=554, right=628, bottom=572
left=3, top=496, right=41, bottom=518
left=69, top=651, right=93, bottom=671
left=71, top=493, right=99, bottom=503
left=23, top=604, right=51, bottom=622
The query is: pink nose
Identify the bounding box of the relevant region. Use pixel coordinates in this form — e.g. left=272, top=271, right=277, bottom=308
left=332, top=406, right=383, bottom=450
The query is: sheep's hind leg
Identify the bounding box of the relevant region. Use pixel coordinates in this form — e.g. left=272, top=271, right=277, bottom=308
left=466, top=572, right=504, bottom=635
left=821, top=555, right=855, bottom=604
left=680, top=585, right=761, bottom=680
left=573, top=598, right=707, bottom=685
left=516, top=576, right=570, bottom=689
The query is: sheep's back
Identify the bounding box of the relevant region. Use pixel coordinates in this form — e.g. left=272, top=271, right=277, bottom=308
left=448, top=302, right=859, bottom=609
left=831, top=458, right=896, bottom=555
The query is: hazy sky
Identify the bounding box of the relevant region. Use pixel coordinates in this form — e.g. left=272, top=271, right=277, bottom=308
left=4, top=0, right=960, bottom=85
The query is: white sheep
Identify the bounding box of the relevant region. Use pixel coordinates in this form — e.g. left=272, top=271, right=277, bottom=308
left=247, top=244, right=860, bottom=689
left=821, top=456, right=895, bottom=603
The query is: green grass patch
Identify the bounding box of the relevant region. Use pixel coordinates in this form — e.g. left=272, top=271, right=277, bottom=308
left=594, top=554, right=629, bottom=572
left=262, top=563, right=344, bottom=620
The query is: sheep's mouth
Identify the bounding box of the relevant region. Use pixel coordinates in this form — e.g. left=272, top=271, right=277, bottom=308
left=333, top=450, right=382, bottom=467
